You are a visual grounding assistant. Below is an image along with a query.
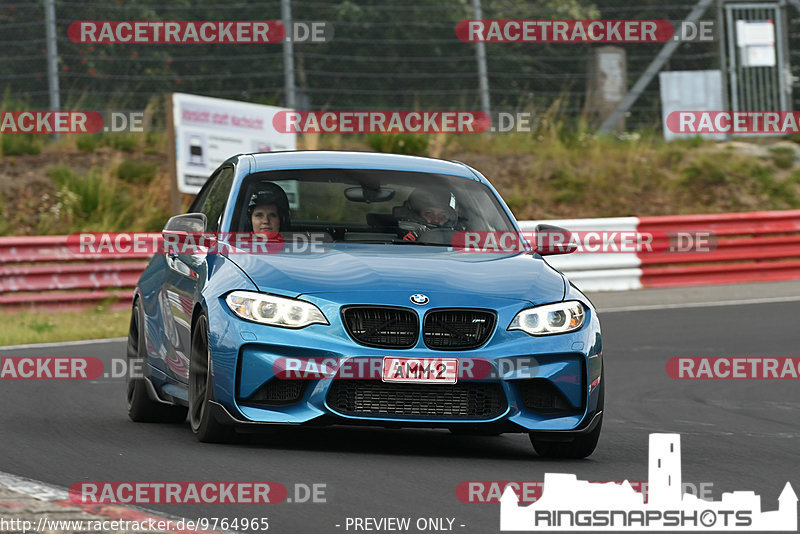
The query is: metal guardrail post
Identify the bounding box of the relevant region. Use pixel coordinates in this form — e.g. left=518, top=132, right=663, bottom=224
left=282, top=0, right=297, bottom=110
left=471, top=0, right=491, bottom=119
left=44, top=0, right=61, bottom=138
left=599, top=0, right=715, bottom=134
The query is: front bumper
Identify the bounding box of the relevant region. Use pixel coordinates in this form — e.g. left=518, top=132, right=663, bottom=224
left=204, top=292, right=603, bottom=433
left=211, top=345, right=602, bottom=435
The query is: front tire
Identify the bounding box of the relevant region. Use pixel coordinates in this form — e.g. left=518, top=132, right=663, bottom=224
left=189, top=314, right=234, bottom=443
left=126, top=300, right=188, bottom=423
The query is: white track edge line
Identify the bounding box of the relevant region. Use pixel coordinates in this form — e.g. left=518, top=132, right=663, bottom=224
left=0, top=469, right=236, bottom=533
left=0, top=337, right=127, bottom=351
left=599, top=294, right=800, bottom=313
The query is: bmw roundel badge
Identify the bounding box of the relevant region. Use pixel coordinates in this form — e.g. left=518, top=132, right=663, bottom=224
left=410, top=294, right=429, bottom=305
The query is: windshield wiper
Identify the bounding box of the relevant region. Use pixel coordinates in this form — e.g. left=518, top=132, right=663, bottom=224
left=330, top=240, right=453, bottom=247
left=335, top=239, right=395, bottom=245
left=390, top=240, right=452, bottom=247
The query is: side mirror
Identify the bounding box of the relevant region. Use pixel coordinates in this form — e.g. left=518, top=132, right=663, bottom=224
left=532, top=224, right=578, bottom=255
left=162, top=213, right=213, bottom=259
left=163, top=213, right=207, bottom=233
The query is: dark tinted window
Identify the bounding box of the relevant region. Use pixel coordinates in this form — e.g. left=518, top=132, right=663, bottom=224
left=188, top=175, right=214, bottom=214
left=199, top=166, right=234, bottom=232
left=230, top=168, right=515, bottom=239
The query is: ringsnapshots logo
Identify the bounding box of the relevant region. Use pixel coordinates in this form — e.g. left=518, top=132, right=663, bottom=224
left=500, top=433, right=797, bottom=531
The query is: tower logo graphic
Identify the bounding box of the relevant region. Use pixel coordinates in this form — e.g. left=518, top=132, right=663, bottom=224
left=500, top=433, right=797, bottom=531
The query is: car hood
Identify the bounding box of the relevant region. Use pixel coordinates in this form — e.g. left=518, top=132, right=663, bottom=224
left=226, top=244, right=566, bottom=304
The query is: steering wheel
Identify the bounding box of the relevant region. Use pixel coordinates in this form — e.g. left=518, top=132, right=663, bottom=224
left=415, top=227, right=454, bottom=244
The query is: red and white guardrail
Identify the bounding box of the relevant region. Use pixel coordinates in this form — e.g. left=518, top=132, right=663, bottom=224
left=0, top=210, right=799, bottom=308
left=520, top=209, right=800, bottom=291
left=0, top=235, right=148, bottom=310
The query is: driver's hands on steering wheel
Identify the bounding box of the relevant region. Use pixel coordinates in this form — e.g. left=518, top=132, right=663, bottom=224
left=398, top=220, right=428, bottom=241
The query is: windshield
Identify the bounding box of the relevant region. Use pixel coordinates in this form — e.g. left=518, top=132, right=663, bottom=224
left=229, top=168, right=517, bottom=246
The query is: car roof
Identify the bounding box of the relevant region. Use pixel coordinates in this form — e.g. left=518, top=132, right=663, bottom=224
left=242, top=150, right=481, bottom=181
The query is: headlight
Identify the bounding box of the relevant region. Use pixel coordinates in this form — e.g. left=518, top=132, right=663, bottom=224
left=508, top=301, right=585, bottom=336
left=225, top=291, right=328, bottom=328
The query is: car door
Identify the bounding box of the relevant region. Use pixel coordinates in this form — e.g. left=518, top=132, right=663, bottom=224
left=162, top=164, right=235, bottom=383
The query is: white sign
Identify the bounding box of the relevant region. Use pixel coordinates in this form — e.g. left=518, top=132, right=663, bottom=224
left=736, top=20, right=775, bottom=47
left=736, top=21, right=776, bottom=67
left=171, top=93, right=296, bottom=194
left=744, top=44, right=776, bottom=68
left=659, top=70, right=726, bottom=142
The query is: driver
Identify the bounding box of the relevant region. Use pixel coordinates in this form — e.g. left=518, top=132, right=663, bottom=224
left=394, top=188, right=457, bottom=241
left=247, top=183, right=291, bottom=233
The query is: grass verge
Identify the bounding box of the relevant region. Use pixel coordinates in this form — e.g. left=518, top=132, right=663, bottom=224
left=4, top=122, right=800, bottom=232
left=0, top=307, right=130, bottom=346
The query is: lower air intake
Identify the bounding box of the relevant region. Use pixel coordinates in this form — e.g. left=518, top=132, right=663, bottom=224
left=242, top=378, right=307, bottom=406
left=327, top=380, right=506, bottom=419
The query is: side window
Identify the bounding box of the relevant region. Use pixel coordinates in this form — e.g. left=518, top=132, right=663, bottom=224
left=188, top=171, right=217, bottom=214
left=199, top=166, right=235, bottom=232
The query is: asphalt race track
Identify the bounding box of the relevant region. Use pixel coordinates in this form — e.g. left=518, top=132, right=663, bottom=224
left=1, top=287, right=798, bottom=533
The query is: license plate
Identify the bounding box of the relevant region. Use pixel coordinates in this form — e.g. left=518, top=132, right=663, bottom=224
left=382, top=357, right=458, bottom=384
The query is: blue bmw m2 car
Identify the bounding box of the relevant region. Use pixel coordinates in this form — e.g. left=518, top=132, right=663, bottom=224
left=126, top=151, right=603, bottom=458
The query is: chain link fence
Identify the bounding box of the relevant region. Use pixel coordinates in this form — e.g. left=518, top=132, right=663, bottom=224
left=1, top=0, right=798, bottom=130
